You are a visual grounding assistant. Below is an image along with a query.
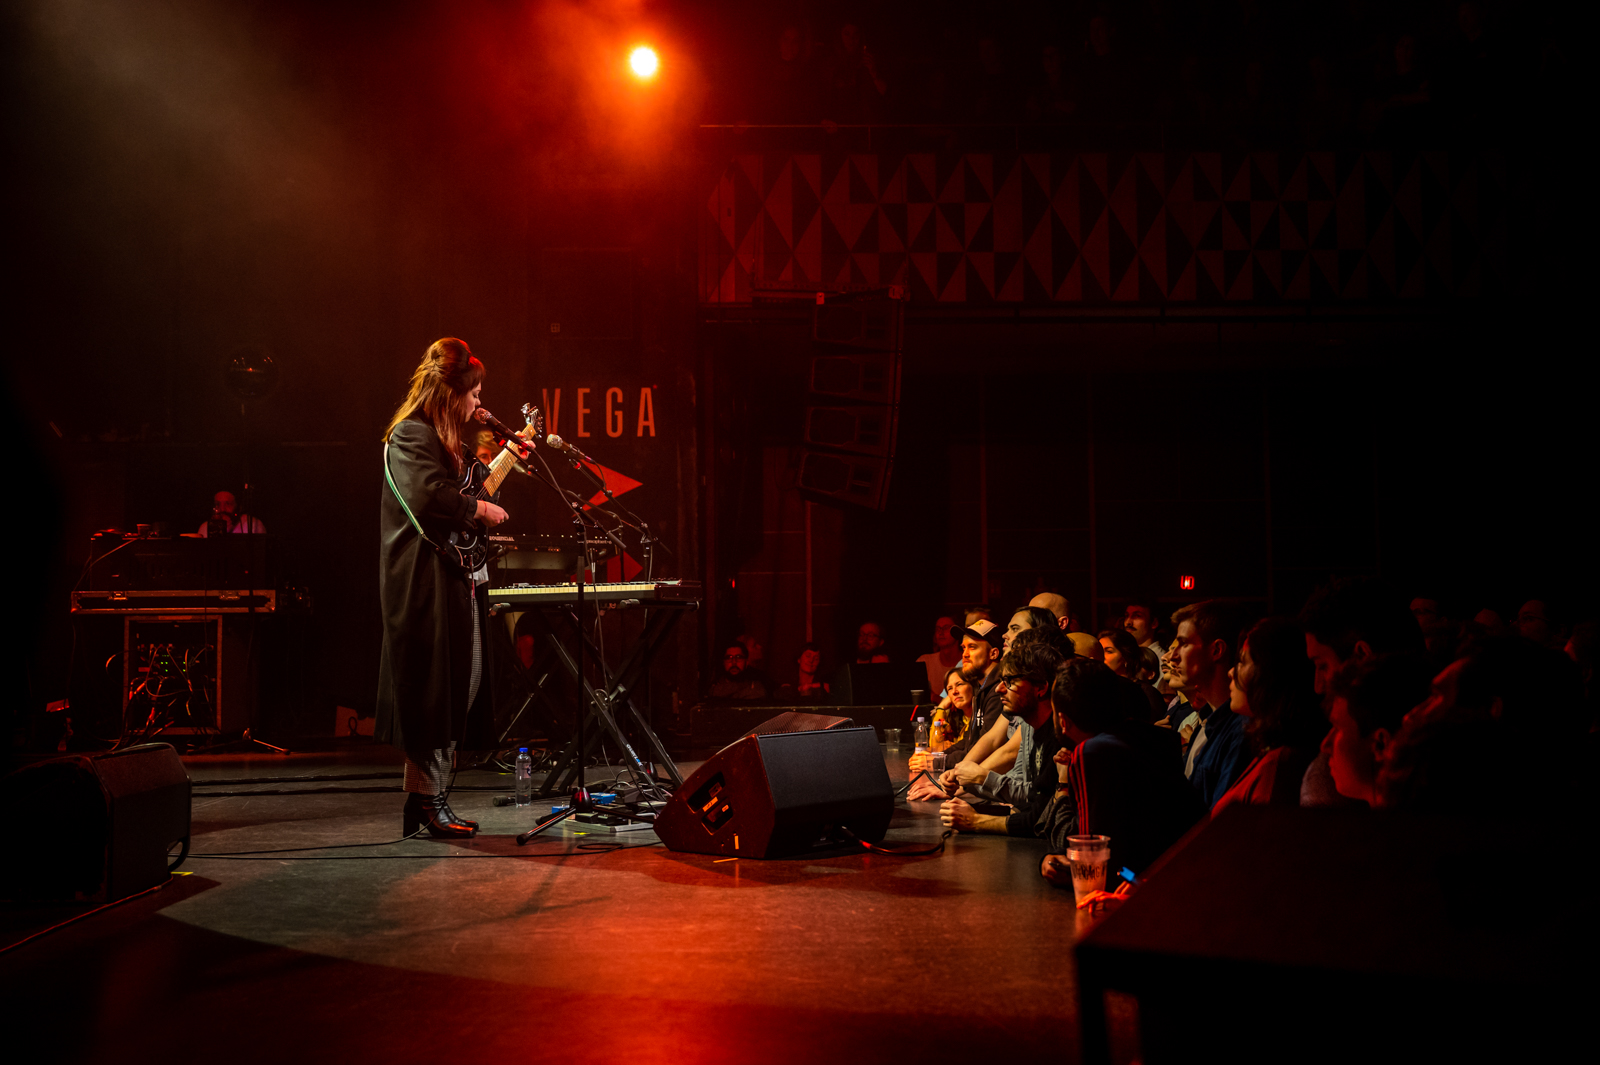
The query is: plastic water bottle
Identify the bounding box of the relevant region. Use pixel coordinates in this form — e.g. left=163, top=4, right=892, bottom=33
left=913, top=717, right=930, bottom=755
left=514, top=747, right=533, bottom=807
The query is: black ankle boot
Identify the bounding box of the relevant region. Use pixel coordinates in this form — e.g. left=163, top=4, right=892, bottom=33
left=403, top=792, right=475, bottom=838
left=438, top=797, right=478, bottom=832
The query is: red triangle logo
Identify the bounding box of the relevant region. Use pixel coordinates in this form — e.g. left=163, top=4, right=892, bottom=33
left=579, top=461, right=642, bottom=509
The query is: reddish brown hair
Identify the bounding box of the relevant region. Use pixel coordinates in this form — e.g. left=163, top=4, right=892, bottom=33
left=383, top=338, right=484, bottom=476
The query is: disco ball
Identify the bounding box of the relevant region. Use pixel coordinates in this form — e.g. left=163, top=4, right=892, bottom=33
left=225, top=349, right=280, bottom=400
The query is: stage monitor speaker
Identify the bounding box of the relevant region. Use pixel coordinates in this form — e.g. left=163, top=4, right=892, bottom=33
left=3, top=743, right=190, bottom=902
left=749, top=711, right=854, bottom=735
left=654, top=726, right=892, bottom=858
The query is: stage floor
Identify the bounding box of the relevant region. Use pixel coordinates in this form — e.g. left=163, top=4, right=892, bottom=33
left=2, top=745, right=1129, bottom=1064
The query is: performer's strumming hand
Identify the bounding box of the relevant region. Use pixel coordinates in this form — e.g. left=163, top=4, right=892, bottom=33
left=476, top=500, right=509, bottom=526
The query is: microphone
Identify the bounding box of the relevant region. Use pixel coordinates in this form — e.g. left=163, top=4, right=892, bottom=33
left=545, top=433, right=598, bottom=466
left=473, top=408, right=531, bottom=450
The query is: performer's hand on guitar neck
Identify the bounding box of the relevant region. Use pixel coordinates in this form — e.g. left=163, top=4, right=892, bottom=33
left=476, top=500, right=509, bottom=526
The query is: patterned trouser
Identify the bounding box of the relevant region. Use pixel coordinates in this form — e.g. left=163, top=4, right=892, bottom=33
left=402, top=587, right=483, bottom=795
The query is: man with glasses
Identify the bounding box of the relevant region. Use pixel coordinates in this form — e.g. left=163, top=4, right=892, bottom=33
left=939, top=637, right=1065, bottom=836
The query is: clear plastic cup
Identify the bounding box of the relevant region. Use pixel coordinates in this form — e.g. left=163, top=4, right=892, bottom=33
left=1066, top=834, right=1111, bottom=904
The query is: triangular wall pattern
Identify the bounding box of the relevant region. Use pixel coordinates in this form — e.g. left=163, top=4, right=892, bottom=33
left=701, top=152, right=1505, bottom=305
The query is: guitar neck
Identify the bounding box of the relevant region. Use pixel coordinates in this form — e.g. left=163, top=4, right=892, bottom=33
left=481, top=446, right=520, bottom=497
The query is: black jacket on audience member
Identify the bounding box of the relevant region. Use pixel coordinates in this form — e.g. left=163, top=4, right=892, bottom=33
left=1042, top=723, right=1206, bottom=874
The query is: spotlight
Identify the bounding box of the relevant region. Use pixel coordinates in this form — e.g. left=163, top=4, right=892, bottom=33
left=629, top=46, right=659, bottom=79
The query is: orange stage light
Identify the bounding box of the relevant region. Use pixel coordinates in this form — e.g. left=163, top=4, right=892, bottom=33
left=629, top=46, right=659, bottom=79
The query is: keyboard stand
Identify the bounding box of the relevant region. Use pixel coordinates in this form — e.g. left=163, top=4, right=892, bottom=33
left=516, top=599, right=692, bottom=797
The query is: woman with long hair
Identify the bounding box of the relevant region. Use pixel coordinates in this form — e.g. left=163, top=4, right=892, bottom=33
left=1099, top=627, right=1166, bottom=721
left=1211, top=616, right=1328, bottom=812
left=905, top=666, right=978, bottom=800
left=377, top=338, right=508, bottom=838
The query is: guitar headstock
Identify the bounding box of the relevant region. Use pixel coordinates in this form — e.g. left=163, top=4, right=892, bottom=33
left=519, top=403, right=545, bottom=444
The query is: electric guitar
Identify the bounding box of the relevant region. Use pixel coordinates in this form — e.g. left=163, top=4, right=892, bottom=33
left=447, top=404, right=543, bottom=572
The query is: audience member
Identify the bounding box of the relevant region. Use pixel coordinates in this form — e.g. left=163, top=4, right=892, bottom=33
left=855, top=621, right=890, bottom=664
left=1075, top=15, right=1138, bottom=125
left=963, top=605, right=995, bottom=626
left=198, top=490, right=266, bottom=537
left=916, top=615, right=963, bottom=697
left=1513, top=599, right=1567, bottom=650
left=821, top=22, right=888, bottom=124
left=1039, top=658, right=1205, bottom=883
left=1136, top=646, right=1161, bottom=685
left=1123, top=601, right=1167, bottom=658
left=473, top=429, right=498, bottom=467
left=779, top=643, right=830, bottom=702
left=930, top=665, right=975, bottom=755
left=907, top=666, right=979, bottom=800
left=1410, top=594, right=1464, bottom=667
left=758, top=24, right=819, bottom=123
left=1298, top=577, right=1426, bottom=805
left=1029, top=592, right=1072, bottom=632
left=1212, top=618, right=1328, bottom=812
left=935, top=617, right=1010, bottom=772
left=1366, top=33, right=1433, bottom=146
left=707, top=642, right=768, bottom=701
left=1006, top=605, right=1063, bottom=653
left=1066, top=632, right=1105, bottom=662
left=1027, top=43, right=1078, bottom=122
left=1323, top=652, right=1434, bottom=806
left=939, top=638, right=1065, bottom=836
left=1378, top=636, right=1588, bottom=813
left=1162, top=599, right=1254, bottom=807
left=736, top=633, right=770, bottom=685
left=959, top=35, right=1024, bottom=123
left=928, top=626, right=1052, bottom=805
left=1100, top=628, right=1165, bottom=721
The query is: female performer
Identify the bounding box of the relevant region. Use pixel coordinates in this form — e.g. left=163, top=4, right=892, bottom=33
left=377, top=338, right=508, bottom=838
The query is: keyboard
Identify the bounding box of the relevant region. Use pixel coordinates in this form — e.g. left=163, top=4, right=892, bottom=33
left=487, top=580, right=702, bottom=606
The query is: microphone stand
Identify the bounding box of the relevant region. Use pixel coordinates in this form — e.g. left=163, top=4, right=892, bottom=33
left=514, top=441, right=655, bottom=844
left=556, top=452, right=672, bottom=581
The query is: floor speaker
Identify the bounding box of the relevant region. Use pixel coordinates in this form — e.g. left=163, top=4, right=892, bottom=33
left=654, top=726, right=892, bottom=858
left=4, top=743, right=191, bottom=901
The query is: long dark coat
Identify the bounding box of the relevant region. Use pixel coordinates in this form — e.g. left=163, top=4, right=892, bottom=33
left=376, top=414, right=495, bottom=760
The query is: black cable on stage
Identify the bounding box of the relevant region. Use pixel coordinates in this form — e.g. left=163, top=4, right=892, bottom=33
left=188, top=787, right=406, bottom=797
left=184, top=839, right=653, bottom=860
left=835, top=825, right=953, bottom=857
left=190, top=772, right=403, bottom=786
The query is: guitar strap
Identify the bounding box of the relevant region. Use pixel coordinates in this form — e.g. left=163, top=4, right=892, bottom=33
left=384, top=440, right=473, bottom=586
left=382, top=440, right=435, bottom=546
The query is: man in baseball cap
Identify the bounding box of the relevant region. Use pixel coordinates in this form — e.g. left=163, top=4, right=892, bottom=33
left=909, top=618, right=1010, bottom=801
